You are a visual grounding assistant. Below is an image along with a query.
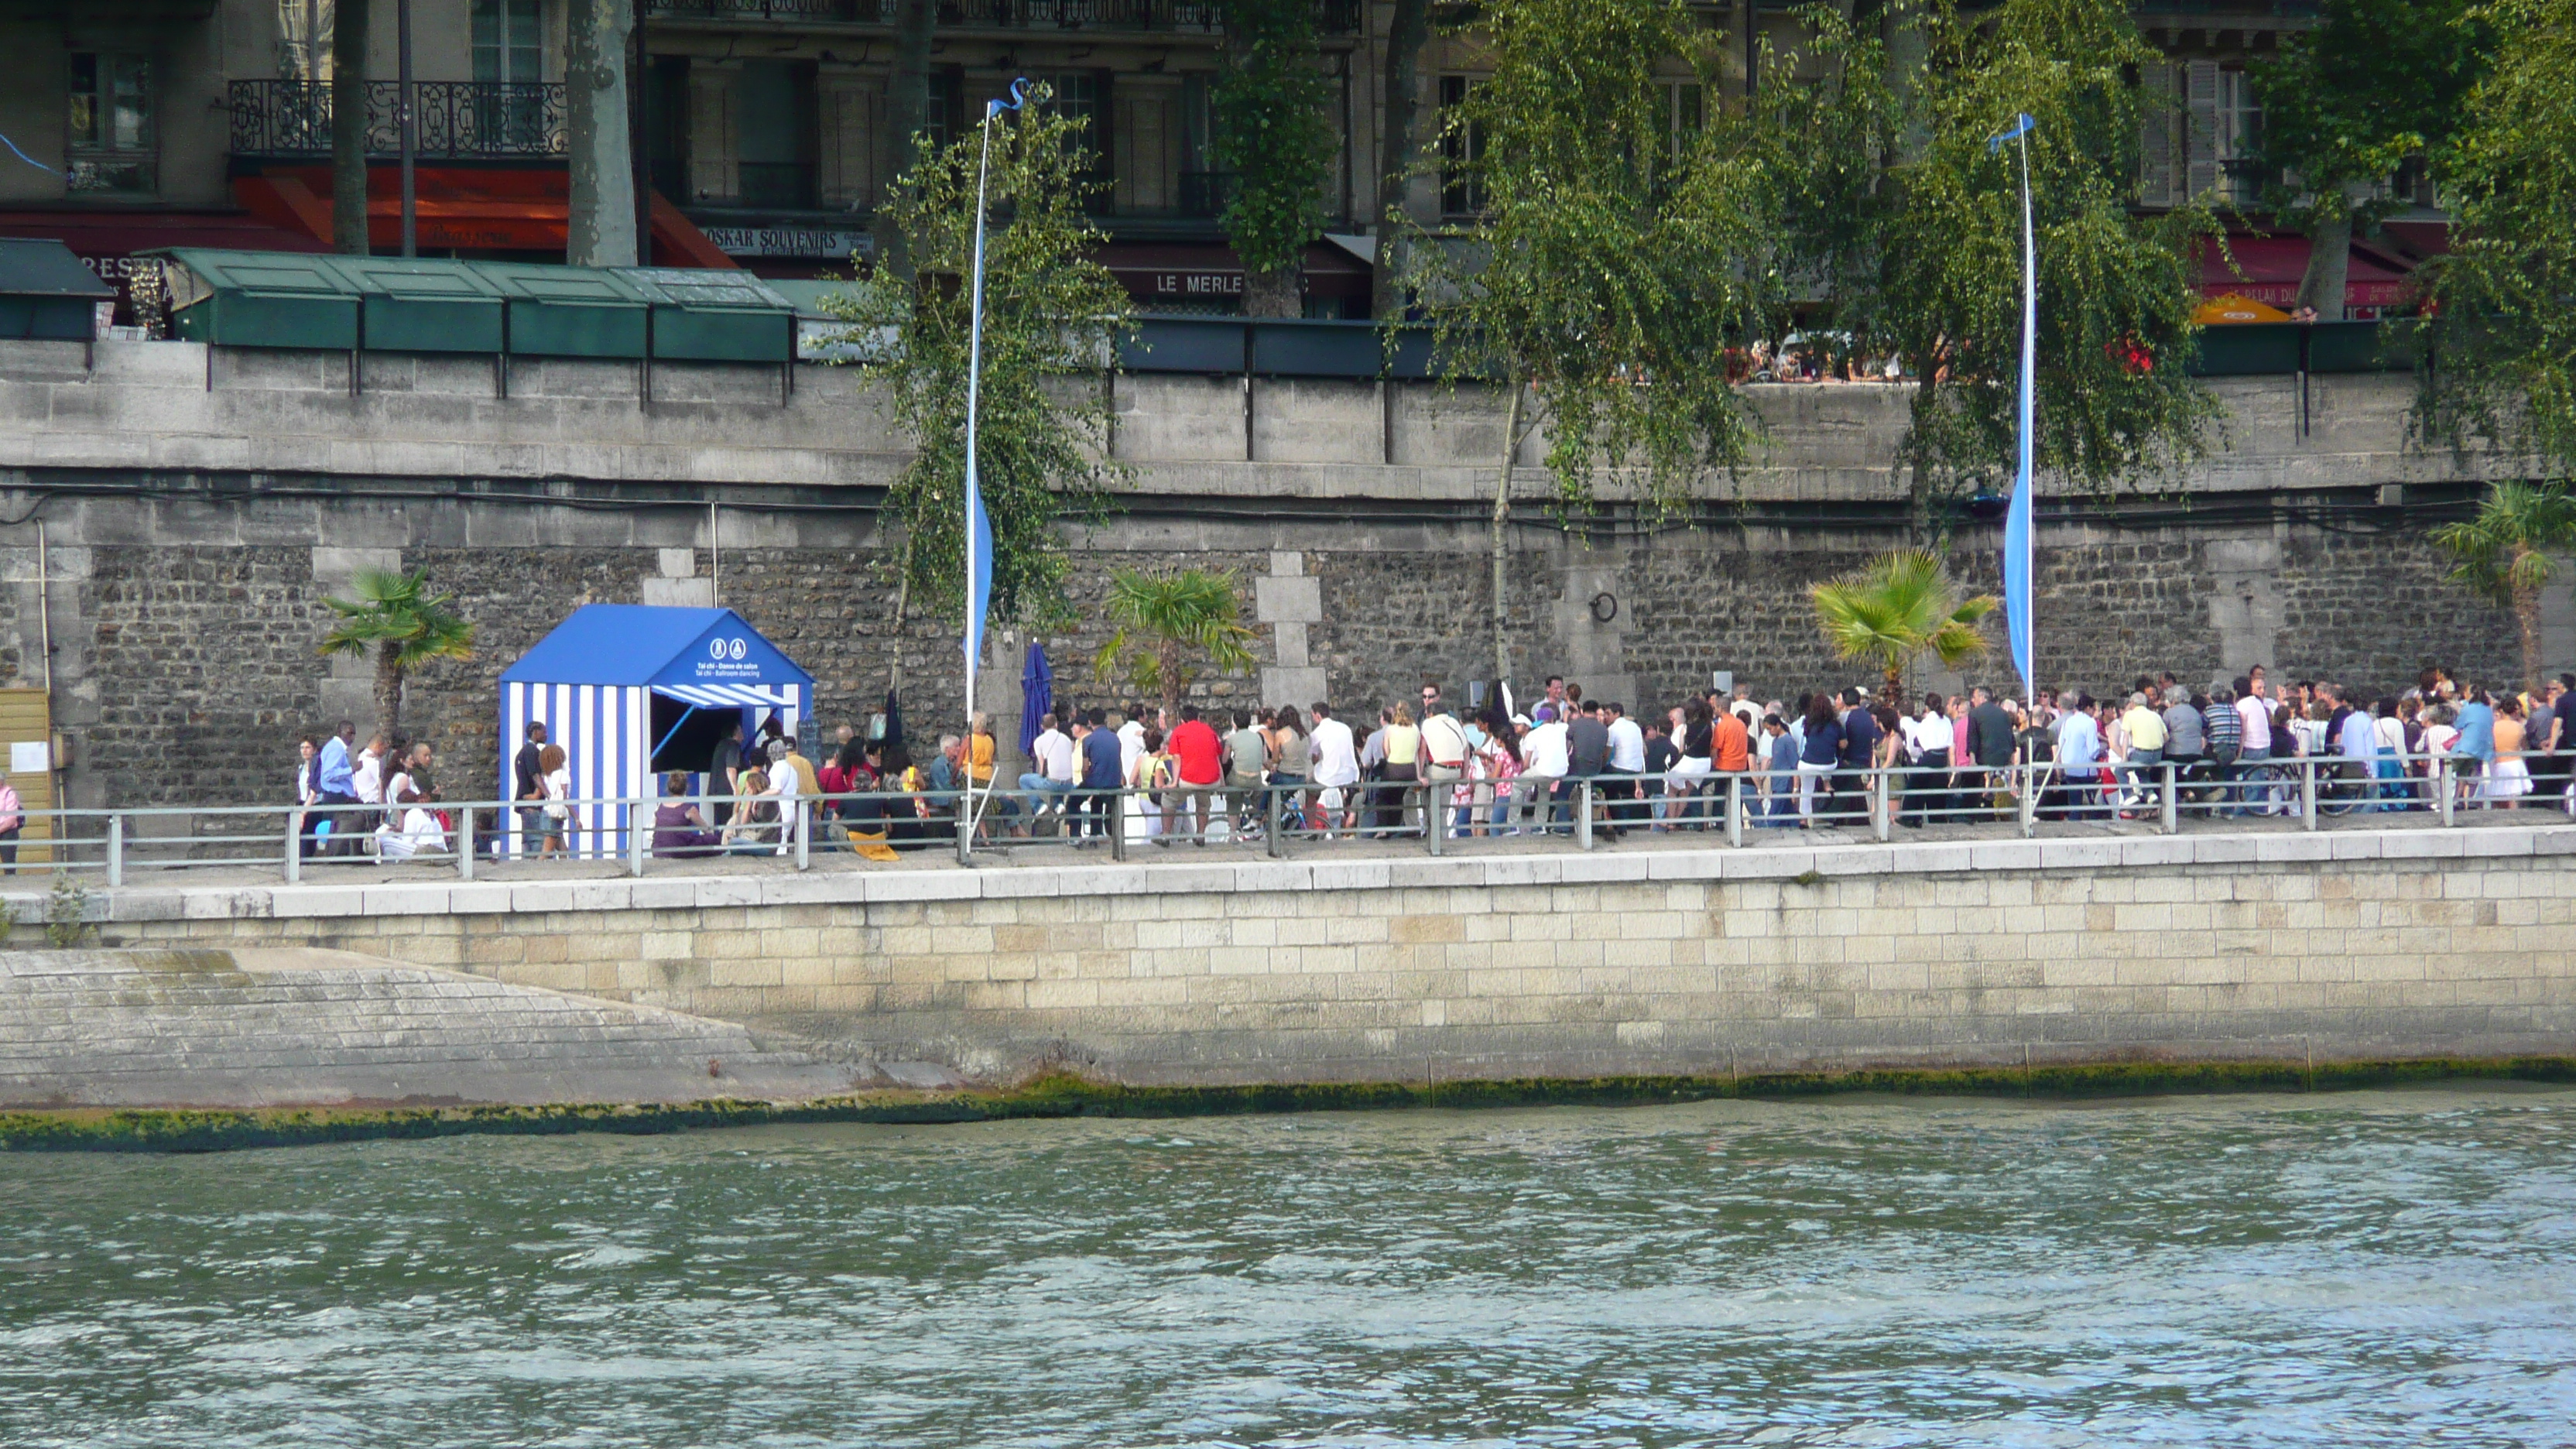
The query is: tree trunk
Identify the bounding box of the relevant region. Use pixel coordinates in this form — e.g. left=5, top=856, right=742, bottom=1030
left=2513, top=555, right=2543, bottom=693
left=886, top=531, right=916, bottom=698
left=872, top=0, right=939, bottom=284
left=2295, top=209, right=2352, bottom=320
left=566, top=0, right=640, bottom=268
left=374, top=644, right=405, bottom=747
left=1159, top=636, right=1184, bottom=725
left=1372, top=0, right=1433, bottom=320
left=331, top=0, right=370, bottom=255
left=1491, top=373, right=1525, bottom=696
left=1242, top=262, right=1303, bottom=319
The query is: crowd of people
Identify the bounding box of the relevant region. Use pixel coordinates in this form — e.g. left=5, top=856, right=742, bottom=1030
left=293, top=663, right=2576, bottom=867
left=983, top=664, right=2576, bottom=844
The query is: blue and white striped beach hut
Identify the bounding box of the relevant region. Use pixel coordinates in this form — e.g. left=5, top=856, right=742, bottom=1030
left=496, top=605, right=815, bottom=858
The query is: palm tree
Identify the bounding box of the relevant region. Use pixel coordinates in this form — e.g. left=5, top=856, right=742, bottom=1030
left=317, top=567, right=474, bottom=742
left=2432, top=480, right=2576, bottom=691
left=1092, top=567, right=1257, bottom=724
left=1810, top=550, right=1999, bottom=700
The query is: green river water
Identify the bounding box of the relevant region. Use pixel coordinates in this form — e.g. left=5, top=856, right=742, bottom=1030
left=2, top=1088, right=2572, bottom=1447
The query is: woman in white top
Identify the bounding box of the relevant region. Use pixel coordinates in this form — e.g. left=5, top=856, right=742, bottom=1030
left=1902, top=699, right=1954, bottom=827
left=539, top=743, right=572, bottom=858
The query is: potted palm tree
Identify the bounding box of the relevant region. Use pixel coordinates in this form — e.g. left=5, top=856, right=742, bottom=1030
left=1092, top=568, right=1258, bottom=724
left=1810, top=550, right=1999, bottom=700
left=2432, top=480, right=2576, bottom=692
left=317, top=567, right=474, bottom=742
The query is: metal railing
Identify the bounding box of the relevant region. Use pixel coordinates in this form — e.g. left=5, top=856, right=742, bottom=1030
left=228, top=80, right=567, bottom=160
left=0, top=751, right=2561, bottom=893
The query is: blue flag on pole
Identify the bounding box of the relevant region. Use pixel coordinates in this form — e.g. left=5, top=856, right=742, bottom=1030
left=1993, top=112, right=2038, bottom=703
left=964, top=473, right=993, bottom=677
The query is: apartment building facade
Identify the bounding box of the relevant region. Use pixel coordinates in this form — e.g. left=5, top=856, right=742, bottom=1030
left=0, top=0, right=2435, bottom=325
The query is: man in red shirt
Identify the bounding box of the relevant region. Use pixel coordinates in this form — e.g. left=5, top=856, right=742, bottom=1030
left=1166, top=704, right=1225, bottom=845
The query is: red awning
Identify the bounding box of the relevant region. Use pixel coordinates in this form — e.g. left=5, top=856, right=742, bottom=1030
left=233, top=165, right=736, bottom=269
left=2197, top=234, right=2415, bottom=311
left=1101, top=239, right=1371, bottom=304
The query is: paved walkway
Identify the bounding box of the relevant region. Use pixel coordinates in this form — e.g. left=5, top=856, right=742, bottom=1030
left=0, top=948, right=955, bottom=1110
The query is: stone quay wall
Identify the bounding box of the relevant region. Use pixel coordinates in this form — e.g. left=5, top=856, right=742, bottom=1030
left=70, top=825, right=2576, bottom=1086
left=0, top=338, right=2561, bottom=815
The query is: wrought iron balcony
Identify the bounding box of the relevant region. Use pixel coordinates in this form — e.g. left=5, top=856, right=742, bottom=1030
left=641, top=0, right=1359, bottom=34
left=229, top=80, right=566, bottom=160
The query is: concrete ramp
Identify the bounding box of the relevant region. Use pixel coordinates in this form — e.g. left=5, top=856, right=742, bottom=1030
left=0, top=948, right=936, bottom=1110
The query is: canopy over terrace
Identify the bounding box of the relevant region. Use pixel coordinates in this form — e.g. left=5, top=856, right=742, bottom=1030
left=496, top=605, right=814, bottom=858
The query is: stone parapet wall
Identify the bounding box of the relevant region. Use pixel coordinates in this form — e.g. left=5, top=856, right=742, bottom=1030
left=67, top=825, right=2576, bottom=1086
left=0, top=338, right=2526, bottom=502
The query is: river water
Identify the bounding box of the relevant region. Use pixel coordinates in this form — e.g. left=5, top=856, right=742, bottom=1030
left=3, top=1088, right=2572, bottom=1447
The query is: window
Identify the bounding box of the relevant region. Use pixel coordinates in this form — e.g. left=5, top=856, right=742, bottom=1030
left=922, top=72, right=954, bottom=152
left=1439, top=74, right=1486, bottom=218
left=67, top=53, right=154, bottom=194
left=1033, top=73, right=1109, bottom=205
left=276, top=0, right=334, bottom=82
left=471, top=0, right=543, bottom=84
left=1665, top=81, right=1705, bottom=163
left=2215, top=67, right=2264, bottom=204
left=736, top=59, right=817, bottom=209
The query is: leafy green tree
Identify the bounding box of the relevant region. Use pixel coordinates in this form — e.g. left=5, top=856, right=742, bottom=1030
left=1774, top=0, right=2220, bottom=526
left=1214, top=0, right=1337, bottom=317
left=1396, top=0, right=1775, bottom=690
left=1809, top=549, right=1997, bottom=698
left=2431, top=481, right=2576, bottom=691
left=2246, top=0, right=2492, bottom=318
left=1092, top=568, right=1259, bottom=724
left=2418, top=0, right=2576, bottom=474
left=824, top=91, right=1133, bottom=680
left=317, top=567, right=474, bottom=742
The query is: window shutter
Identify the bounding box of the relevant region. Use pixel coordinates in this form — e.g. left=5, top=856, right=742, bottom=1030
left=2184, top=60, right=2221, bottom=199
left=2138, top=63, right=2177, bottom=207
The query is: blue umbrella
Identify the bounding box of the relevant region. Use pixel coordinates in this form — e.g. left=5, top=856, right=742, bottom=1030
left=1019, top=642, right=1054, bottom=755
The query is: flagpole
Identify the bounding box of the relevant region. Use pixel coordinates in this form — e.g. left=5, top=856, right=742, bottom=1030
left=957, top=80, right=1025, bottom=860
left=2014, top=123, right=2036, bottom=709
left=961, top=104, right=990, bottom=852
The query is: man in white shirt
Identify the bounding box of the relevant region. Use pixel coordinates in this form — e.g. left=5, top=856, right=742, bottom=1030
left=2235, top=677, right=2278, bottom=815
left=1308, top=702, right=1361, bottom=832
left=1517, top=710, right=1571, bottom=833
left=1604, top=703, right=1647, bottom=827
left=1017, top=714, right=1078, bottom=827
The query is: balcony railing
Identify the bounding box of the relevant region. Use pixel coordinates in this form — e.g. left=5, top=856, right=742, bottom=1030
left=229, top=80, right=566, bottom=159
left=642, top=0, right=1360, bottom=33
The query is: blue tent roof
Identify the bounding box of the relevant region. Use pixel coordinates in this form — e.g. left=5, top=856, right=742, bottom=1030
left=498, top=605, right=814, bottom=690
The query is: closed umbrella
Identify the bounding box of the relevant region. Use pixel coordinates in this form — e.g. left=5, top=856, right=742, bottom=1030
left=1019, top=643, right=1053, bottom=755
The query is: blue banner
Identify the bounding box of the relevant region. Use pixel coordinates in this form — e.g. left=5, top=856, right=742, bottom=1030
left=1994, top=113, right=2038, bottom=704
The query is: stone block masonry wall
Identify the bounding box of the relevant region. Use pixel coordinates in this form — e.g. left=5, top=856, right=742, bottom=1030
left=10, top=515, right=2533, bottom=815
left=87, top=827, right=2576, bottom=1085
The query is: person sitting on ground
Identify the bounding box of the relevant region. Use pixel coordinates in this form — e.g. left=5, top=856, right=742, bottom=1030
left=651, top=772, right=721, bottom=858
left=722, top=768, right=779, bottom=851
left=375, top=783, right=446, bottom=862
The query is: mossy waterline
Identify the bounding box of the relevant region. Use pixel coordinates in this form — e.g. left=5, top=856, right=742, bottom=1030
left=6, top=1056, right=2574, bottom=1154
